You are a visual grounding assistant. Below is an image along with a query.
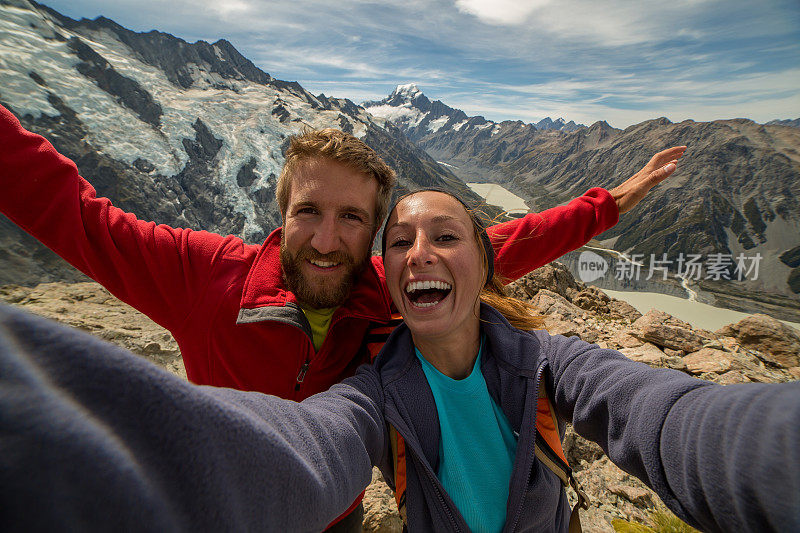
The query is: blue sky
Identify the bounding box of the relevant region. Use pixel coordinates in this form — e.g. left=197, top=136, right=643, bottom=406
left=42, top=0, right=800, bottom=128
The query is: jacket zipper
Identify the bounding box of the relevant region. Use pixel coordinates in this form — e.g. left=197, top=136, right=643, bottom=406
left=422, top=463, right=462, bottom=532
left=387, top=416, right=463, bottom=532
left=504, top=364, right=546, bottom=533
left=294, top=359, right=310, bottom=391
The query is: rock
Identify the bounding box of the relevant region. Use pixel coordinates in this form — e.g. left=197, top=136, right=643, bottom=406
left=619, top=343, right=667, bottom=366
left=607, top=484, right=653, bottom=507
left=683, top=348, right=734, bottom=375
left=714, top=370, right=751, bottom=385
left=607, top=299, right=642, bottom=322
left=532, top=289, right=585, bottom=320
left=571, top=456, right=661, bottom=530
left=563, top=425, right=605, bottom=469
left=789, top=367, right=800, bottom=380
left=663, top=348, right=685, bottom=358
left=612, top=330, right=644, bottom=349
left=716, top=314, right=800, bottom=368
left=630, top=310, right=711, bottom=353
left=362, top=468, right=402, bottom=532
left=0, top=282, right=186, bottom=379
left=544, top=317, right=584, bottom=338
left=663, top=356, right=687, bottom=372
left=574, top=286, right=611, bottom=314
left=508, top=263, right=583, bottom=301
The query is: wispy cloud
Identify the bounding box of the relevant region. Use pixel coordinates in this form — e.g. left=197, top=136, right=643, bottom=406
left=36, top=0, right=800, bottom=126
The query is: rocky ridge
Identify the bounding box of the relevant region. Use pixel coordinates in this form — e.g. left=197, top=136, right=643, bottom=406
left=2, top=264, right=796, bottom=532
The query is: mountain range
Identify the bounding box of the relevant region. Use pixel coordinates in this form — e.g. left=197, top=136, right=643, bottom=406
left=0, top=0, right=489, bottom=285
left=363, top=83, right=584, bottom=144
left=1, top=0, right=798, bottom=316
left=366, top=84, right=800, bottom=304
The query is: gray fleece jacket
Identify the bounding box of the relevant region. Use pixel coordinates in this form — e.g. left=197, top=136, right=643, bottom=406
left=0, top=303, right=798, bottom=532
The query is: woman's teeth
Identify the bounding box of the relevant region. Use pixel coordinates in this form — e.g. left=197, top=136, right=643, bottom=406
left=404, top=280, right=453, bottom=308
left=405, top=280, right=452, bottom=292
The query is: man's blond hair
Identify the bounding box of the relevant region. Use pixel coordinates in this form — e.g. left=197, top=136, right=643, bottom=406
left=277, top=128, right=396, bottom=230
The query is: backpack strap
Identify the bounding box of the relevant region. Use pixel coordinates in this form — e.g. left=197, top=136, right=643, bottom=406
left=536, top=383, right=590, bottom=533
left=388, top=424, right=409, bottom=527
left=364, top=313, right=404, bottom=362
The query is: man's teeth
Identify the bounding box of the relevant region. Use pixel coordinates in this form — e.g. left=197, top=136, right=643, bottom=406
left=405, top=280, right=452, bottom=292
left=311, top=260, right=339, bottom=268
left=413, top=300, right=440, bottom=308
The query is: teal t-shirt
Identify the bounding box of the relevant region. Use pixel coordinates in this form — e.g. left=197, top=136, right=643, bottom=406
left=415, top=338, right=518, bottom=533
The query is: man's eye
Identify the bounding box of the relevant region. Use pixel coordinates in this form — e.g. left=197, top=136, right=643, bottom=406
left=343, top=213, right=363, bottom=222
left=297, top=207, right=317, bottom=215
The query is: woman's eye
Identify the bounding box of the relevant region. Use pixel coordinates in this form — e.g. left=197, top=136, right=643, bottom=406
left=438, top=234, right=458, bottom=242
left=390, top=239, right=411, bottom=248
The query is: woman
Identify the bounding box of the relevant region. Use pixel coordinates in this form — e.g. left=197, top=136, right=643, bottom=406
left=1, top=191, right=798, bottom=532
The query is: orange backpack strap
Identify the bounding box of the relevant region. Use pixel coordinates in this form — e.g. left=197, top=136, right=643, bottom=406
left=388, top=424, right=408, bottom=526
left=364, top=313, right=404, bottom=362
left=536, top=383, right=589, bottom=533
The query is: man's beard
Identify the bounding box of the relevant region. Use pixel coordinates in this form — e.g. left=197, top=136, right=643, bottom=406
left=280, top=237, right=369, bottom=309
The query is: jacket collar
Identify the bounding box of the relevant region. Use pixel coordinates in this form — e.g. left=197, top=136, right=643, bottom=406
left=375, top=303, right=545, bottom=380
left=374, top=303, right=549, bottom=468
left=238, top=227, right=393, bottom=323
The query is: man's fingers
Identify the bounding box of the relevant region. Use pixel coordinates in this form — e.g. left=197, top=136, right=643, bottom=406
left=646, top=161, right=678, bottom=185
left=649, top=146, right=686, bottom=168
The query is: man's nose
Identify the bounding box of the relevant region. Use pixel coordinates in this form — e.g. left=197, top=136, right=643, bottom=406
left=310, top=216, right=339, bottom=255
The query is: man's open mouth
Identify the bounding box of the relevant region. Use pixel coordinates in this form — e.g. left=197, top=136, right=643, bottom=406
left=309, top=259, right=341, bottom=269
left=405, top=280, right=452, bottom=308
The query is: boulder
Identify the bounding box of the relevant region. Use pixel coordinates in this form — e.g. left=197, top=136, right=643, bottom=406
left=716, top=314, right=800, bottom=368
left=683, top=348, right=734, bottom=375
left=619, top=343, right=667, bottom=366
left=714, top=370, right=751, bottom=385
left=508, top=262, right=583, bottom=301
left=611, top=330, right=644, bottom=349
left=573, top=286, right=611, bottom=314
left=532, top=289, right=584, bottom=320
left=362, top=468, right=402, bottom=532
left=607, top=299, right=642, bottom=322
left=629, top=310, right=711, bottom=353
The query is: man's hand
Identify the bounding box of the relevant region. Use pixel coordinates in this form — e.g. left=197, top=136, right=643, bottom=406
left=610, top=146, right=687, bottom=214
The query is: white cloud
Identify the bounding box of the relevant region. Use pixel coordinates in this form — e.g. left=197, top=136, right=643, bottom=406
left=454, top=0, right=551, bottom=26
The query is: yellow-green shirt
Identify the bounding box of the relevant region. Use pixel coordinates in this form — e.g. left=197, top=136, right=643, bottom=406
left=299, top=305, right=337, bottom=351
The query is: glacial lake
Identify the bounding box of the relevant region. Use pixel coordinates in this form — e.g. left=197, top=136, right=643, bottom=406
left=467, top=183, right=528, bottom=215
left=467, top=182, right=800, bottom=333
left=603, top=289, right=800, bottom=333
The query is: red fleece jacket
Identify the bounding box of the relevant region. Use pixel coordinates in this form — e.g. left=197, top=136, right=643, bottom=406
left=0, top=103, right=618, bottom=525
left=0, top=104, right=619, bottom=397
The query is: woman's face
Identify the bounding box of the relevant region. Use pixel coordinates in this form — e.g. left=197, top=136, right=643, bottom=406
left=383, top=191, right=486, bottom=342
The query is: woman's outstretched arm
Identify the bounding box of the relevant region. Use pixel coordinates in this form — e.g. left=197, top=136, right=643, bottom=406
left=0, top=303, right=387, bottom=532
left=541, top=331, right=800, bottom=532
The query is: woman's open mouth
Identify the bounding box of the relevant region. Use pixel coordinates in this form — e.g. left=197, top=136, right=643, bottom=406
left=404, top=280, right=452, bottom=309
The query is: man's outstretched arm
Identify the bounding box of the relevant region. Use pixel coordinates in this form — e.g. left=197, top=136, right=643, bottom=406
left=0, top=104, right=240, bottom=331
left=0, top=303, right=387, bottom=532
left=488, top=146, right=686, bottom=281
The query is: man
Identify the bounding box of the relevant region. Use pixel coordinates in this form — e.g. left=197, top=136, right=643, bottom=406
left=0, top=103, right=684, bottom=529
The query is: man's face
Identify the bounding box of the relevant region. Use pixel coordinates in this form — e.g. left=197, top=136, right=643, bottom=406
left=280, top=157, right=379, bottom=308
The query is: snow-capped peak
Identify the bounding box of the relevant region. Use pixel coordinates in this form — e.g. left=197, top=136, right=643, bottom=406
left=392, top=83, right=421, bottom=98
